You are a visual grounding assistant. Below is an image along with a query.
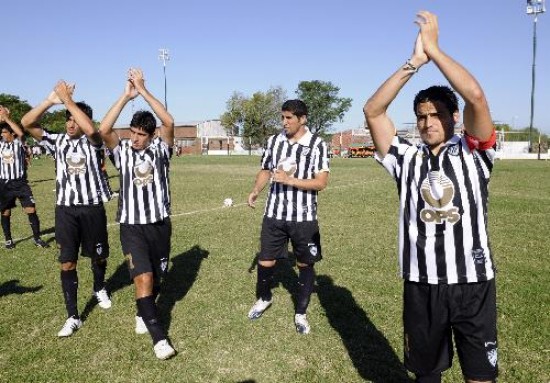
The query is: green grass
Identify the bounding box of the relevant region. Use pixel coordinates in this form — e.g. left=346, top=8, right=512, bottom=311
left=0, top=156, right=548, bottom=383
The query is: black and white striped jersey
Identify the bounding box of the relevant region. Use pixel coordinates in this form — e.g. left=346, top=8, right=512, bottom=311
left=111, top=137, right=171, bottom=224
left=0, top=138, right=27, bottom=180
left=261, top=129, right=330, bottom=222
left=40, top=131, right=113, bottom=206
left=377, top=134, right=496, bottom=284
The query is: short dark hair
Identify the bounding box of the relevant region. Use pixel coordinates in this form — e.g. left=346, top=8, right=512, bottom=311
left=0, top=122, right=14, bottom=134
left=413, top=85, right=459, bottom=115
left=130, top=110, right=157, bottom=136
left=66, top=101, right=93, bottom=121
left=282, top=99, right=308, bottom=118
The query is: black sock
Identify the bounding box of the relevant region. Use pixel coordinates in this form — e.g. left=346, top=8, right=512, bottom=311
left=136, top=295, right=166, bottom=344
left=256, top=264, right=274, bottom=301
left=296, top=265, right=315, bottom=315
left=91, top=259, right=107, bottom=292
left=27, top=212, right=41, bottom=240
left=60, top=269, right=79, bottom=318
left=1, top=215, right=12, bottom=241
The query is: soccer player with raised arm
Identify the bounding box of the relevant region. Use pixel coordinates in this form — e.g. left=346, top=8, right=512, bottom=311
left=363, top=11, right=498, bottom=383
left=99, top=68, right=176, bottom=360
left=22, top=82, right=114, bottom=337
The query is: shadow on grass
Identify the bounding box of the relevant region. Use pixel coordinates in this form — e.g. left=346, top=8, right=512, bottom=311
left=0, top=279, right=42, bottom=298
left=316, top=275, right=412, bottom=383
left=248, top=250, right=299, bottom=309
left=10, top=226, right=56, bottom=247
left=157, top=245, right=209, bottom=331
left=81, top=260, right=132, bottom=322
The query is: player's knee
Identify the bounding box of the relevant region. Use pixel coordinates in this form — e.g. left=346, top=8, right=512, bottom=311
left=259, top=259, right=276, bottom=268
left=60, top=261, right=77, bottom=271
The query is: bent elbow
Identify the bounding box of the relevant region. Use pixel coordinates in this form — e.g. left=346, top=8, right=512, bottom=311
left=363, top=98, right=382, bottom=120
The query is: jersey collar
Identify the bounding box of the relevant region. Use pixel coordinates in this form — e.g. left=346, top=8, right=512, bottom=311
left=418, top=134, right=461, bottom=154
left=280, top=127, right=313, bottom=146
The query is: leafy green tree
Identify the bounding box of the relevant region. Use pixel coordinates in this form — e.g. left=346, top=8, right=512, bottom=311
left=295, top=80, right=352, bottom=136
left=0, top=94, right=32, bottom=124
left=0, top=93, right=68, bottom=134
left=220, top=87, right=287, bottom=148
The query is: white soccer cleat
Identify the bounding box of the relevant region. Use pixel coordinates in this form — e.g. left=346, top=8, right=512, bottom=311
left=135, top=316, right=149, bottom=335
left=247, top=298, right=273, bottom=320
left=57, top=317, right=82, bottom=337
left=294, top=314, right=310, bottom=335
left=94, top=288, right=112, bottom=309
left=153, top=339, right=176, bottom=360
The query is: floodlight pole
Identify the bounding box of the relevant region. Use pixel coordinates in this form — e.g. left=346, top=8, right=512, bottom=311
left=526, top=0, right=545, bottom=152
left=158, top=48, right=170, bottom=110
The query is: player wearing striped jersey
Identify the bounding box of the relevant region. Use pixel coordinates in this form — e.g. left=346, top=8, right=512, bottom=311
left=22, top=81, right=113, bottom=338
left=99, top=68, right=176, bottom=360
left=364, top=11, right=498, bottom=383
left=0, top=106, right=49, bottom=249
left=247, top=99, right=330, bottom=335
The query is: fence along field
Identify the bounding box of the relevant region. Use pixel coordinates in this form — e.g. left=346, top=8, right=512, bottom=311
left=0, top=156, right=548, bottom=382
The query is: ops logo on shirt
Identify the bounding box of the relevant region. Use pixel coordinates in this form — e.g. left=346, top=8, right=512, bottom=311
left=419, top=171, right=461, bottom=224
left=66, top=152, right=87, bottom=175
left=1, top=148, right=14, bottom=165
left=133, top=160, right=154, bottom=187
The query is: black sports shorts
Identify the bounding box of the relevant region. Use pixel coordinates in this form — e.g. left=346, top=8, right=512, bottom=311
left=259, top=216, right=322, bottom=265
left=55, top=205, right=110, bottom=263
left=403, top=279, right=498, bottom=381
left=120, top=218, right=172, bottom=280
left=0, top=178, right=36, bottom=211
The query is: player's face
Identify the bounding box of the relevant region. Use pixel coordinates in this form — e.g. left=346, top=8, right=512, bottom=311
left=1, top=129, right=14, bottom=142
left=416, top=101, right=456, bottom=152
left=130, top=127, right=152, bottom=150
left=282, top=111, right=307, bottom=140
left=65, top=116, right=84, bottom=139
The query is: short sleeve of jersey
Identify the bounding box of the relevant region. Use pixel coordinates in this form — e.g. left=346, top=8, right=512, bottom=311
left=313, top=140, right=330, bottom=173
left=111, top=143, right=123, bottom=170
left=40, top=130, right=61, bottom=155
left=375, top=136, right=415, bottom=182
left=260, top=136, right=275, bottom=171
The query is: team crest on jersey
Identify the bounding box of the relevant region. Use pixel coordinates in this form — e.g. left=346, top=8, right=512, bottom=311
left=277, top=157, right=297, bottom=176
left=66, top=152, right=87, bottom=175
left=447, top=145, right=460, bottom=156
left=485, top=341, right=498, bottom=368
left=301, top=148, right=311, bottom=156
left=1, top=148, right=14, bottom=164
left=419, top=170, right=461, bottom=224
left=133, top=159, right=154, bottom=187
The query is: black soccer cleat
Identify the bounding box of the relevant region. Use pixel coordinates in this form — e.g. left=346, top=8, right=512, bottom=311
left=5, top=240, right=15, bottom=249
left=34, top=238, right=50, bottom=248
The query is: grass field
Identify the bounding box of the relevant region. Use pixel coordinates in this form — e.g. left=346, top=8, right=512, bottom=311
left=0, top=156, right=548, bottom=383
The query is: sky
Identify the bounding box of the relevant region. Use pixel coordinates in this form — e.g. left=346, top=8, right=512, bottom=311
left=2, top=0, right=549, bottom=133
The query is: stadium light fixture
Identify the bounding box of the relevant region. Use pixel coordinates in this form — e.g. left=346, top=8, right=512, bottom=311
left=526, top=0, right=545, bottom=152
left=158, top=48, right=170, bottom=110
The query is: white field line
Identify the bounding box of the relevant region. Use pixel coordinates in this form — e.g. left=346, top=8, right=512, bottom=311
left=10, top=181, right=368, bottom=244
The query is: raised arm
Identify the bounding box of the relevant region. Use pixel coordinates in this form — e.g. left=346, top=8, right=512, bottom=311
left=364, top=33, right=429, bottom=158
left=0, top=106, right=24, bottom=139
left=129, top=68, right=175, bottom=147
left=54, top=81, right=101, bottom=145
left=417, top=11, right=493, bottom=141
left=99, top=75, right=139, bottom=151
left=21, top=86, right=68, bottom=141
